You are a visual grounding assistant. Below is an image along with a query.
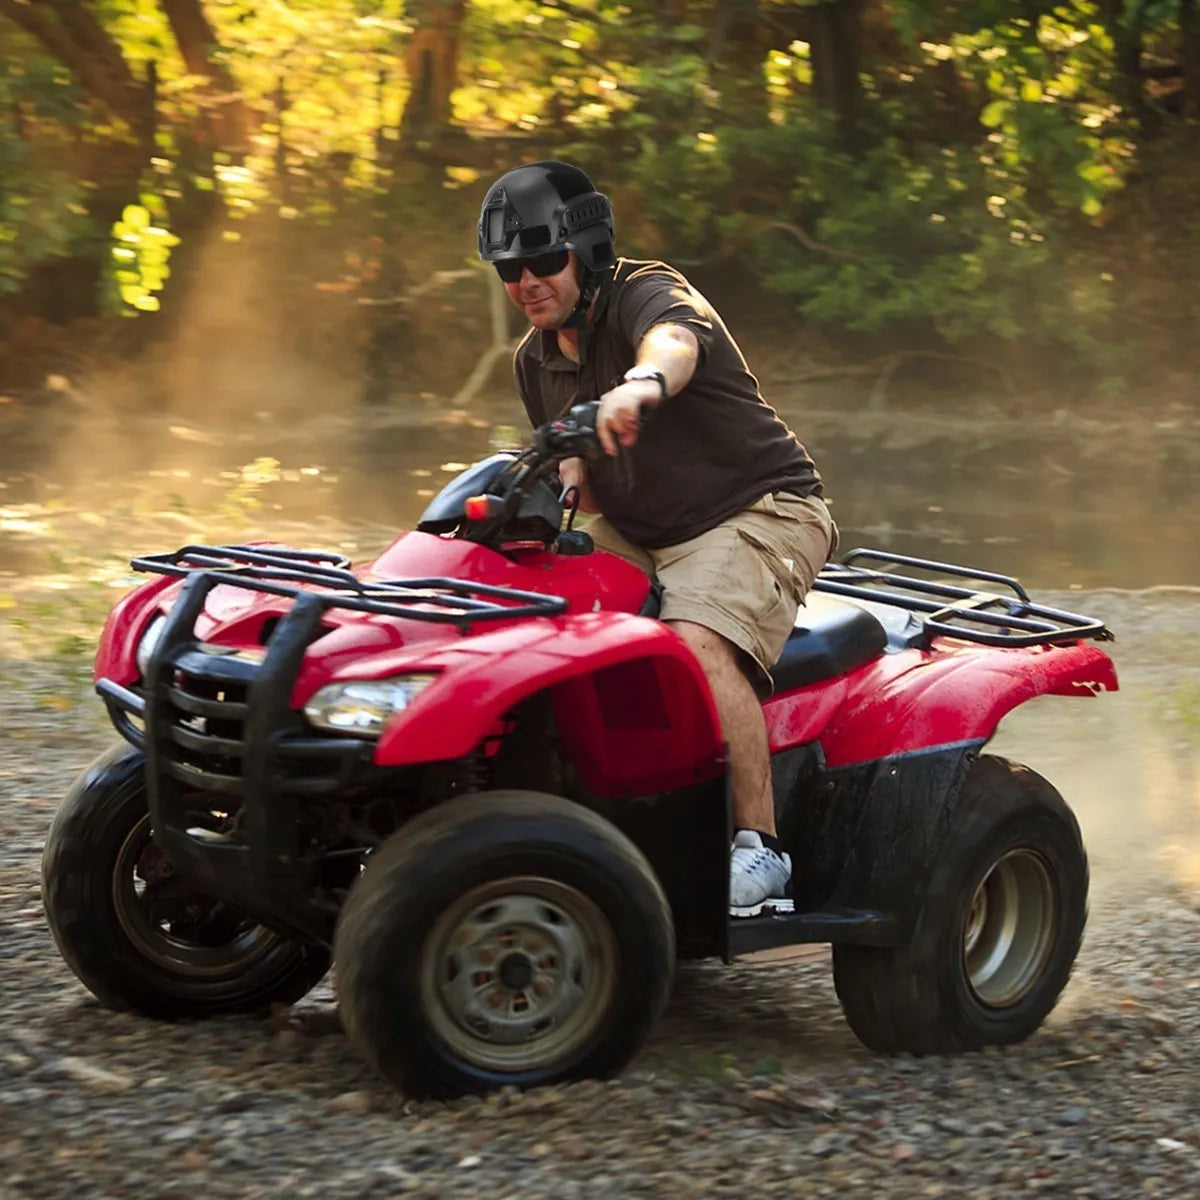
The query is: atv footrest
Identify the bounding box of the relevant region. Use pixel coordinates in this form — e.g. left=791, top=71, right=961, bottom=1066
left=726, top=907, right=902, bottom=959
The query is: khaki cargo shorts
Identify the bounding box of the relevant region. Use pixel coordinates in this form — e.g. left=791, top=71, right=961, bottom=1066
left=588, top=492, right=837, bottom=695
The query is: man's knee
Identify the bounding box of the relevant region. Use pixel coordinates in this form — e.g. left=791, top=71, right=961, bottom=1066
left=666, top=619, right=738, bottom=671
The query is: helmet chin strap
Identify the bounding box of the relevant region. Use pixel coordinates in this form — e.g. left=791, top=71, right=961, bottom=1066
left=557, top=267, right=600, bottom=330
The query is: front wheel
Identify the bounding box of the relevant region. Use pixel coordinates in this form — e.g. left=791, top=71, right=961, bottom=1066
left=42, top=742, right=330, bottom=1018
left=833, top=754, right=1088, bottom=1054
left=333, top=790, right=675, bottom=1098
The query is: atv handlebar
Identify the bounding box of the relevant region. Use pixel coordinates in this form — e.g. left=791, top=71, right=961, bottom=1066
left=532, top=402, right=603, bottom=462
left=457, top=399, right=652, bottom=546
left=531, top=398, right=655, bottom=464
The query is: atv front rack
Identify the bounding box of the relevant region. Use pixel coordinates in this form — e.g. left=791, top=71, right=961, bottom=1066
left=132, top=544, right=568, bottom=628
left=812, top=548, right=1112, bottom=648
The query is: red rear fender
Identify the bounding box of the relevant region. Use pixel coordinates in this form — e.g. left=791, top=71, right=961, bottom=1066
left=815, top=639, right=1119, bottom=768
left=372, top=613, right=724, bottom=797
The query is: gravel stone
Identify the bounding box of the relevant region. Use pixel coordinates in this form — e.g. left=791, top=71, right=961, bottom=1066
left=3, top=601, right=1199, bottom=1200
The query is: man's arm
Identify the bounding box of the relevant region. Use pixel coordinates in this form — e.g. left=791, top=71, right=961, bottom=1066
left=595, top=322, right=701, bottom=456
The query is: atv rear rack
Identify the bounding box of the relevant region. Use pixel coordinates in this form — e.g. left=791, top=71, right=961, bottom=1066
left=812, top=548, right=1112, bottom=648
left=132, top=544, right=568, bottom=628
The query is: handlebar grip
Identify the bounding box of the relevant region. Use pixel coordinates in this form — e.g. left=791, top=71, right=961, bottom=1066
left=566, top=401, right=600, bottom=431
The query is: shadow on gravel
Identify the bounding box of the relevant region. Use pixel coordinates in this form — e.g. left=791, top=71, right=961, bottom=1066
left=641, top=957, right=866, bottom=1079
left=28, top=988, right=382, bottom=1101
left=25, top=954, right=865, bottom=1103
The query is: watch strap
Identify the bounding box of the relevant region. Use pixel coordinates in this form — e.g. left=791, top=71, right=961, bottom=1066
left=623, top=366, right=668, bottom=404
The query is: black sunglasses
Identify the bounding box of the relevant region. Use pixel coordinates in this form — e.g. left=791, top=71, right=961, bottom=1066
left=494, top=251, right=570, bottom=284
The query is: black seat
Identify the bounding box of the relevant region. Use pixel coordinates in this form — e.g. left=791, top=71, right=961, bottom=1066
left=768, top=593, right=888, bottom=693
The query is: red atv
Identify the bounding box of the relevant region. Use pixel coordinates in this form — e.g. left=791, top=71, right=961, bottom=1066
left=43, top=402, right=1118, bottom=1098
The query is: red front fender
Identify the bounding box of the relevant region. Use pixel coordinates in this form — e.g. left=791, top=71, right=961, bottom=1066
left=817, top=639, right=1119, bottom=768
left=93, top=575, right=178, bottom=686
left=372, top=613, right=725, bottom=797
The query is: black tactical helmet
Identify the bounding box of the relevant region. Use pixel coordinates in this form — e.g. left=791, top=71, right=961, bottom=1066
left=478, top=160, right=616, bottom=273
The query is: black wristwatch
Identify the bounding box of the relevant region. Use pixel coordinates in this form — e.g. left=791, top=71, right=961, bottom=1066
left=622, top=365, right=669, bottom=405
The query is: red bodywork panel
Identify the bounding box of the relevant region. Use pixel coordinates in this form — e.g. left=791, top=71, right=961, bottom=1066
left=96, top=531, right=1118, bottom=795
left=94, top=574, right=178, bottom=687
left=764, top=639, right=1118, bottom=769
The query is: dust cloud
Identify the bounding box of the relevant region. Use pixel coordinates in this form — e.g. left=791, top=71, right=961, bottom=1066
left=989, top=589, right=1200, bottom=903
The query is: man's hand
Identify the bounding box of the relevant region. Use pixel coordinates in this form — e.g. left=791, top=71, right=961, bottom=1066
left=558, top=456, right=600, bottom=513
left=596, top=379, right=660, bottom=457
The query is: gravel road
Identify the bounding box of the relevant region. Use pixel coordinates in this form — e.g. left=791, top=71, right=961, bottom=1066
left=2, top=590, right=1198, bottom=1200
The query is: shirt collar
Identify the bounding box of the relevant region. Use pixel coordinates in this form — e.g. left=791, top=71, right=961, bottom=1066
left=523, top=265, right=618, bottom=368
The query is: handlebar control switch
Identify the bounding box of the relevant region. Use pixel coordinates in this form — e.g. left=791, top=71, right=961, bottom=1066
left=555, top=530, right=595, bottom=556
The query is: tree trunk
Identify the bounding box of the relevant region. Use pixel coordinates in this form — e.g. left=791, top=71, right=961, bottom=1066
left=0, top=0, right=152, bottom=141
left=400, top=0, right=467, bottom=145
left=1182, top=0, right=1200, bottom=118
left=1103, top=0, right=1147, bottom=120
left=158, top=0, right=250, bottom=150
left=708, top=0, right=768, bottom=119
left=809, top=0, right=865, bottom=148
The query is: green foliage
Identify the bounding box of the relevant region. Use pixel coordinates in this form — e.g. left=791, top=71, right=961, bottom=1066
left=0, top=0, right=1197, bottom=376
left=566, top=0, right=1148, bottom=363
left=108, top=201, right=180, bottom=313
left=0, top=40, right=94, bottom=293
left=0, top=140, right=93, bottom=295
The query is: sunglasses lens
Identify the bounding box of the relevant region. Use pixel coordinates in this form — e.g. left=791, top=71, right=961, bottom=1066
left=530, top=251, right=569, bottom=277
left=494, top=251, right=568, bottom=283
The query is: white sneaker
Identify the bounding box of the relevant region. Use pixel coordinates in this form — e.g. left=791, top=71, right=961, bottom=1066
left=729, top=830, right=794, bottom=917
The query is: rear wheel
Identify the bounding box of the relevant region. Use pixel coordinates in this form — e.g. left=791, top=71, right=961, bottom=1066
left=334, top=790, right=675, bottom=1098
left=43, top=743, right=330, bottom=1017
left=832, top=754, right=1087, bottom=1054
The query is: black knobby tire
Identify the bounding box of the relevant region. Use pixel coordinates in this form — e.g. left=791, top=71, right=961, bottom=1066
left=42, top=743, right=330, bottom=1018
left=333, top=790, right=675, bottom=1099
left=832, top=754, right=1088, bottom=1055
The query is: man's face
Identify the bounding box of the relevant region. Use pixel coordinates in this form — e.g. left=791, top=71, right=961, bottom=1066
left=500, top=250, right=581, bottom=330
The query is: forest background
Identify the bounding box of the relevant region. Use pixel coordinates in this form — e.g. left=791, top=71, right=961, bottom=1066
left=1, top=0, right=1198, bottom=419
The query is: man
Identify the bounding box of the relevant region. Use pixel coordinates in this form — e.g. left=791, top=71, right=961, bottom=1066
left=478, top=160, right=835, bottom=917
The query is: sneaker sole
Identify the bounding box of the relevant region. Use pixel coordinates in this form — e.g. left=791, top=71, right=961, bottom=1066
left=729, top=897, right=795, bottom=918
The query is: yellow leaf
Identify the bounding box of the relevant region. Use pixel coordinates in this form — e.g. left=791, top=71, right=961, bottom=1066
left=122, top=204, right=151, bottom=231
left=39, top=696, right=73, bottom=712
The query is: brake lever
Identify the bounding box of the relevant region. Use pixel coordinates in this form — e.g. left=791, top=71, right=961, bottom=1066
left=559, top=485, right=581, bottom=531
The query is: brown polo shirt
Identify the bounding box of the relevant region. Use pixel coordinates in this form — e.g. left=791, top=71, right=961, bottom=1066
left=513, top=258, right=824, bottom=549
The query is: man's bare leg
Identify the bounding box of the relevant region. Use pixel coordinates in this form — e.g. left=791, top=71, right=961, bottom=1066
left=665, top=620, right=774, bottom=834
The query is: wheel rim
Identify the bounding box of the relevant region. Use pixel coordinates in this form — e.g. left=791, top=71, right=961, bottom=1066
left=963, top=848, right=1057, bottom=1007
left=112, top=815, right=283, bottom=978
left=419, top=876, right=619, bottom=1073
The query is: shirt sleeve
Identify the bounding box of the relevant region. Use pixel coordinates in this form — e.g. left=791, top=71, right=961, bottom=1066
left=614, top=264, right=715, bottom=366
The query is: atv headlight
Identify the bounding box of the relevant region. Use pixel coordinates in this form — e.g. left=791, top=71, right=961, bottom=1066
left=303, top=674, right=438, bottom=736
left=135, top=615, right=168, bottom=677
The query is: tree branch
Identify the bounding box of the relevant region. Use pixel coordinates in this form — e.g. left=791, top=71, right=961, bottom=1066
left=451, top=268, right=518, bottom=407
left=0, top=0, right=151, bottom=138
left=534, top=0, right=615, bottom=26
left=159, top=0, right=250, bottom=148
left=746, top=218, right=864, bottom=261
left=865, top=351, right=1015, bottom=410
